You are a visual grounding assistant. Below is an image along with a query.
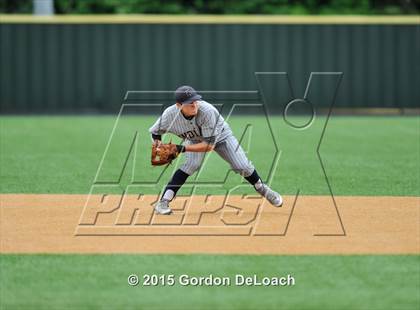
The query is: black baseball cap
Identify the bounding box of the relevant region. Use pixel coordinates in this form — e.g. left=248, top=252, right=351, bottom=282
left=175, top=85, right=202, bottom=104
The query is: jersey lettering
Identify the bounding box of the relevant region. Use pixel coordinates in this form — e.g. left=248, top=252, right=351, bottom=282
left=179, top=129, right=200, bottom=139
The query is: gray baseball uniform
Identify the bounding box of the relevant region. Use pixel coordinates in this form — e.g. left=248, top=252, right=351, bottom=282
left=149, top=100, right=254, bottom=176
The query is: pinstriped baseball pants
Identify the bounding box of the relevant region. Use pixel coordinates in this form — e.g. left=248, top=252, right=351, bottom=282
left=180, top=135, right=255, bottom=177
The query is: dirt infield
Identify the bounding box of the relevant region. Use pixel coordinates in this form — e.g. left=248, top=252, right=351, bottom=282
left=1, top=194, right=419, bottom=254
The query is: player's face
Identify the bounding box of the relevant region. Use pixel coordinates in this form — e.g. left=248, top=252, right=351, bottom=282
left=178, top=101, right=199, bottom=116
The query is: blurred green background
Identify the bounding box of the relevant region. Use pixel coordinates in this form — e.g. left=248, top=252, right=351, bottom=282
left=1, top=22, right=418, bottom=113
left=1, top=0, right=419, bottom=15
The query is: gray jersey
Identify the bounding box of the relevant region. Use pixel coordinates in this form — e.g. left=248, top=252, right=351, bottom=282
left=149, top=100, right=254, bottom=177
left=149, top=100, right=232, bottom=143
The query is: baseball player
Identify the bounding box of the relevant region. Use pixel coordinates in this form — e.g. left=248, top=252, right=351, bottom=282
left=149, top=85, right=282, bottom=215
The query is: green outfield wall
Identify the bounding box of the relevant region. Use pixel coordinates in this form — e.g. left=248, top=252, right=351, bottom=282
left=0, top=15, right=419, bottom=113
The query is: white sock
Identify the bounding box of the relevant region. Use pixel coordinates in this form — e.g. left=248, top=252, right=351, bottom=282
left=254, top=179, right=264, bottom=191
left=162, top=189, right=175, bottom=201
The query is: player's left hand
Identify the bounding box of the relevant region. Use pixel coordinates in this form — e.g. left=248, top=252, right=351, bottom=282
left=151, top=142, right=180, bottom=166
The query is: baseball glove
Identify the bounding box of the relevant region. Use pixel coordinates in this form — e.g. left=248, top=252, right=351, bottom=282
left=151, top=142, right=180, bottom=166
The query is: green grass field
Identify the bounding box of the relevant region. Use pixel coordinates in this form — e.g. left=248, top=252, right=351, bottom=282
left=1, top=115, right=419, bottom=309
left=1, top=255, right=419, bottom=309
left=1, top=116, right=419, bottom=195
